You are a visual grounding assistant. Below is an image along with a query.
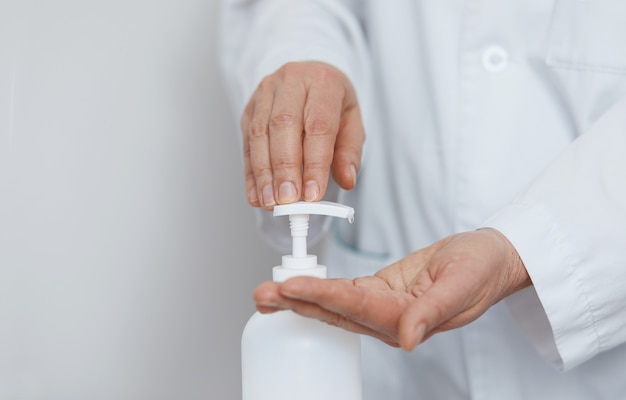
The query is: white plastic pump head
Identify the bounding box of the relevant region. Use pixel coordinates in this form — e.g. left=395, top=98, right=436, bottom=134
left=272, top=201, right=354, bottom=281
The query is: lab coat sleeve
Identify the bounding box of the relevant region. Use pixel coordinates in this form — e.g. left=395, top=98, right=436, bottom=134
left=218, top=0, right=372, bottom=251
left=483, top=98, right=626, bottom=371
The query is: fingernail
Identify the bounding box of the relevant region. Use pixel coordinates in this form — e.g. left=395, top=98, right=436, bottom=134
left=304, top=180, right=320, bottom=202
left=350, top=165, right=357, bottom=187
left=248, top=185, right=258, bottom=204
left=262, top=185, right=275, bottom=207
left=278, top=181, right=297, bottom=203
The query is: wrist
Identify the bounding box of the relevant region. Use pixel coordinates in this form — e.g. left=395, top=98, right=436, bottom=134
left=481, top=228, right=532, bottom=295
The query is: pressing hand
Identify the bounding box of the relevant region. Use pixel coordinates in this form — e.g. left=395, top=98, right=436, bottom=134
left=241, top=61, right=364, bottom=210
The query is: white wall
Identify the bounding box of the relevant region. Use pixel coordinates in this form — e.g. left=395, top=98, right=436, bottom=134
left=0, top=1, right=278, bottom=398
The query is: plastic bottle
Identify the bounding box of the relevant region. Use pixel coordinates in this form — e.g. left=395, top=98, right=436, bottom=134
left=241, top=201, right=362, bottom=400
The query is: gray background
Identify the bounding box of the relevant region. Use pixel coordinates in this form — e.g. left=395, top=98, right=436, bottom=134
left=0, top=1, right=280, bottom=398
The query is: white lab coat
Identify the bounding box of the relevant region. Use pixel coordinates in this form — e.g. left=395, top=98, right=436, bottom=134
left=219, top=1, right=626, bottom=399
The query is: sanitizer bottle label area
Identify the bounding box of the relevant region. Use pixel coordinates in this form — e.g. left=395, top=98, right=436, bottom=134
left=241, top=201, right=362, bottom=400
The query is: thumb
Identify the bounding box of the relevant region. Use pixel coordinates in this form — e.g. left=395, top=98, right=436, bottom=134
left=331, top=104, right=364, bottom=190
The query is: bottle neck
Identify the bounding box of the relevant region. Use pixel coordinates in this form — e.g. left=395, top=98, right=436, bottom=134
left=273, top=256, right=326, bottom=282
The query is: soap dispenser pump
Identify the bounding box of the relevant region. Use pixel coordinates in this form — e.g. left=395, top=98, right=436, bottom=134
left=241, top=201, right=362, bottom=400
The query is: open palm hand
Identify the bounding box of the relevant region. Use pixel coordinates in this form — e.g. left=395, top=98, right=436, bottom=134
left=254, top=228, right=531, bottom=350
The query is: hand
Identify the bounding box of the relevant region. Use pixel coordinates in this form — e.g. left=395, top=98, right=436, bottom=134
left=254, top=228, right=531, bottom=350
left=241, top=61, right=364, bottom=210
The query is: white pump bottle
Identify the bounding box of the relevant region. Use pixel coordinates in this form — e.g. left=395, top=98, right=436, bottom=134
left=241, top=201, right=362, bottom=400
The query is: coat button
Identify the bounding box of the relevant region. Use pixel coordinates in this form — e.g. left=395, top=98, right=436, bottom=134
left=482, top=45, right=509, bottom=72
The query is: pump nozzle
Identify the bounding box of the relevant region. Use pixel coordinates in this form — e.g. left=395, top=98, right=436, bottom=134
left=273, top=201, right=354, bottom=223
left=271, top=201, right=355, bottom=281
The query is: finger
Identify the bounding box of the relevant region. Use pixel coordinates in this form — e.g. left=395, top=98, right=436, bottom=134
left=254, top=279, right=398, bottom=344
left=253, top=280, right=282, bottom=305
left=271, top=292, right=400, bottom=346
left=248, top=79, right=276, bottom=209
left=331, top=103, right=364, bottom=190
left=241, top=97, right=260, bottom=206
left=256, top=304, right=282, bottom=314
left=279, top=276, right=411, bottom=337
left=269, top=79, right=306, bottom=205
left=301, top=81, right=343, bottom=201
left=290, top=298, right=400, bottom=346
left=397, top=231, right=513, bottom=350
left=397, top=278, right=469, bottom=351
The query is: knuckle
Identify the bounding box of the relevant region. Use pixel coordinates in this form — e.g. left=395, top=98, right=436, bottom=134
left=279, top=61, right=302, bottom=78
left=305, top=118, right=334, bottom=137
left=336, top=139, right=361, bottom=153
left=315, top=63, right=339, bottom=81
left=324, top=313, right=348, bottom=329
left=273, top=157, right=299, bottom=172
left=244, top=170, right=256, bottom=183
left=248, top=119, right=269, bottom=140
left=257, top=75, right=274, bottom=93
left=304, top=160, right=328, bottom=174
left=280, top=62, right=344, bottom=86
left=270, top=112, right=300, bottom=129
left=252, top=165, right=272, bottom=178
left=313, top=63, right=340, bottom=82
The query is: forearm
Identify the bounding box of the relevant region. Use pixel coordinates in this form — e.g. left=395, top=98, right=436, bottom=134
left=484, top=98, right=626, bottom=370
